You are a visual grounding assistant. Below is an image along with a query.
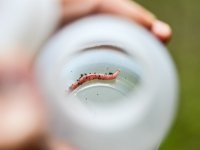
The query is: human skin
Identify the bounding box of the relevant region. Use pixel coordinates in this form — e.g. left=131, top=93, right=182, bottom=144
left=60, top=0, right=172, bottom=42
left=0, top=0, right=172, bottom=149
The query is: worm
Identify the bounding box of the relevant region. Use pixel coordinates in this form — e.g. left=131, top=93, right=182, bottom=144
left=69, top=70, right=120, bottom=92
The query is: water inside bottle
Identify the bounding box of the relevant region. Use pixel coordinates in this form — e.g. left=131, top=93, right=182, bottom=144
left=60, top=48, right=143, bottom=111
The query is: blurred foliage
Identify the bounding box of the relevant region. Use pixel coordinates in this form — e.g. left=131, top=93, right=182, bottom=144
left=135, top=0, right=200, bottom=149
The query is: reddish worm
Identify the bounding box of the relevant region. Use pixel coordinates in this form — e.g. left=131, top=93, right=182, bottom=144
left=69, top=70, right=120, bottom=92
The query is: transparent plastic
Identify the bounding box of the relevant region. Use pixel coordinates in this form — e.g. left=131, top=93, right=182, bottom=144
left=35, top=15, right=178, bottom=150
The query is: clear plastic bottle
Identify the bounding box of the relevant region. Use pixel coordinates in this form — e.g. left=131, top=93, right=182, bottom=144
left=35, top=15, right=178, bottom=150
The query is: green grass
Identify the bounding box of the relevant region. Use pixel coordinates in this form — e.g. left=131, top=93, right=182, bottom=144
left=135, top=0, right=200, bottom=149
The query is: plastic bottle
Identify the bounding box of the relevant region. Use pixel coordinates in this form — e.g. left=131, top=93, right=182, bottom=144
left=35, top=15, right=178, bottom=150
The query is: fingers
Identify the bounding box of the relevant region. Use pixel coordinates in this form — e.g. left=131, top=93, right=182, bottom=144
left=61, top=0, right=172, bottom=42
left=96, top=0, right=155, bottom=28
left=96, top=0, right=172, bottom=42
left=0, top=54, right=46, bottom=150
left=0, top=89, right=46, bottom=149
left=60, top=0, right=99, bottom=23
left=60, top=0, right=156, bottom=28
left=0, top=95, right=45, bottom=149
left=151, top=20, right=172, bottom=43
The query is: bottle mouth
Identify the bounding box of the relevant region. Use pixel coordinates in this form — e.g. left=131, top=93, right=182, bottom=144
left=47, top=43, right=153, bottom=131
left=59, top=45, right=143, bottom=111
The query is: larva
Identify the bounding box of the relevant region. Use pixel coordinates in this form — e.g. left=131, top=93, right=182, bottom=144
left=69, top=70, right=120, bottom=92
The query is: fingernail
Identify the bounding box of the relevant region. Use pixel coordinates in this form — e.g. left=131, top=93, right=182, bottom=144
left=152, top=20, right=172, bottom=42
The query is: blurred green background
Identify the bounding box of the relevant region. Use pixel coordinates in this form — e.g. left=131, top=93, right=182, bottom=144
left=135, top=0, right=200, bottom=149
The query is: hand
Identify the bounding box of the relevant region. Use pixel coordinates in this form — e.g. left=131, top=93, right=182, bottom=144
left=60, top=0, right=172, bottom=43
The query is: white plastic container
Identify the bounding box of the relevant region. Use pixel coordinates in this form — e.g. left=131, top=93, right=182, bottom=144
left=0, top=0, right=60, bottom=53
left=35, top=15, right=178, bottom=150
